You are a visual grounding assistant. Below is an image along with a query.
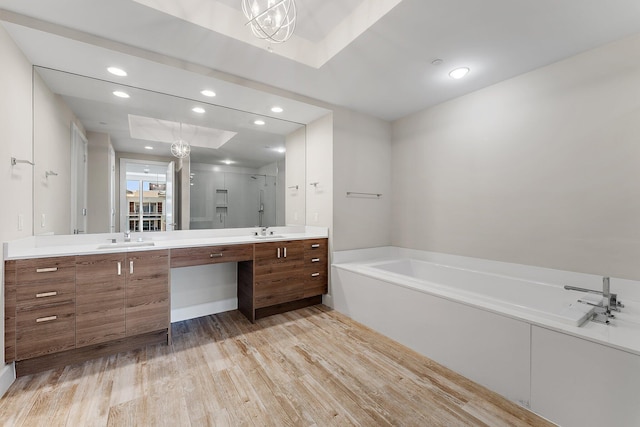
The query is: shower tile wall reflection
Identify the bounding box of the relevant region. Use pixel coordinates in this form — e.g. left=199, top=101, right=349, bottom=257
left=190, top=163, right=284, bottom=229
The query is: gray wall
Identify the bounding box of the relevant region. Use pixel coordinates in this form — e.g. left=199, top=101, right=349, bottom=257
left=391, top=32, right=640, bottom=280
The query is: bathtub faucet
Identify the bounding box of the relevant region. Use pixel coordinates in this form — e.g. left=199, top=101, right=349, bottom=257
left=564, top=277, right=624, bottom=323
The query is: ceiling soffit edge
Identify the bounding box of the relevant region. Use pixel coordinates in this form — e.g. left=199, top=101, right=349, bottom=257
left=131, top=0, right=404, bottom=68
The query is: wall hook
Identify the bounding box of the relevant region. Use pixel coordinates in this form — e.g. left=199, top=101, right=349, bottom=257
left=45, top=170, right=59, bottom=178
left=309, top=182, right=319, bottom=187
left=11, top=157, right=35, bottom=166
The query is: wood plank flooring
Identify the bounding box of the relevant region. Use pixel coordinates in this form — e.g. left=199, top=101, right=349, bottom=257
left=0, top=305, right=554, bottom=426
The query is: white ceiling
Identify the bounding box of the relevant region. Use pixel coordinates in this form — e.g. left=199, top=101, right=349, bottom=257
left=2, top=0, right=640, bottom=122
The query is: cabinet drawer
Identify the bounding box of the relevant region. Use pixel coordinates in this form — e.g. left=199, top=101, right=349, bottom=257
left=304, top=270, right=328, bottom=298
left=304, top=238, right=328, bottom=254
left=16, top=256, right=76, bottom=284
left=170, top=244, right=253, bottom=268
left=16, top=280, right=75, bottom=308
left=16, top=302, right=75, bottom=360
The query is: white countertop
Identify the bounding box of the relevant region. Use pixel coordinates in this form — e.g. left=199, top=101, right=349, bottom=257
left=3, top=226, right=329, bottom=260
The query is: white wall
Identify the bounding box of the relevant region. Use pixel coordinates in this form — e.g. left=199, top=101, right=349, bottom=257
left=306, top=113, right=333, bottom=229
left=33, top=71, right=85, bottom=235
left=0, top=22, right=33, bottom=392
left=333, top=108, right=392, bottom=251
left=391, top=32, right=640, bottom=281
left=87, top=131, right=112, bottom=233
left=285, top=126, right=306, bottom=225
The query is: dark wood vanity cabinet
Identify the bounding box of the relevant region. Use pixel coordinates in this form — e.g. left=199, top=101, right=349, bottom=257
left=4, top=250, right=170, bottom=375
left=238, top=238, right=328, bottom=322
left=4, top=238, right=326, bottom=374
left=75, top=250, right=170, bottom=347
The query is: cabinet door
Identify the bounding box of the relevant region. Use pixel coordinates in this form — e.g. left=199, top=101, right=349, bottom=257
left=254, top=240, right=304, bottom=272
left=254, top=240, right=305, bottom=308
left=125, top=250, right=169, bottom=336
left=76, top=253, right=126, bottom=347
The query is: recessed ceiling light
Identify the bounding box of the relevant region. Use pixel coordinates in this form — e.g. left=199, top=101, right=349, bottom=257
left=113, top=90, right=130, bottom=98
left=107, top=67, right=127, bottom=77
left=201, top=89, right=216, bottom=97
left=254, top=119, right=266, bottom=126
left=192, top=107, right=206, bottom=113
left=144, top=146, right=153, bottom=150
left=449, top=67, right=470, bottom=79
left=271, top=106, right=283, bottom=113
left=222, top=159, right=234, bottom=165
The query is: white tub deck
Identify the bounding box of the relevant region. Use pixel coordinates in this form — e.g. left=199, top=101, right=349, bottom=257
left=369, top=258, right=596, bottom=327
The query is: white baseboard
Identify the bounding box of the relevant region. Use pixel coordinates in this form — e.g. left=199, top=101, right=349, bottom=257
left=0, top=363, right=15, bottom=397
left=171, top=298, right=237, bottom=323
left=322, top=293, right=334, bottom=308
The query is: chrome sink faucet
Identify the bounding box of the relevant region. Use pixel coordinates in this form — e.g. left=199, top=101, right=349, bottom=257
left=124, top=230, right=131, bottom=242
left=260, top=227, right=268, bottom=236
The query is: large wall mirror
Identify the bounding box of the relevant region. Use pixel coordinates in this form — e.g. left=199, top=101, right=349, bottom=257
left=32, top=66, right=307, bottom=235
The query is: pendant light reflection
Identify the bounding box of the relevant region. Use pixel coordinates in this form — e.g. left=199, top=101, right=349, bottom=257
left=171, top=123, right=191, bottom=159
left=241, top=0, right=296, bottom=44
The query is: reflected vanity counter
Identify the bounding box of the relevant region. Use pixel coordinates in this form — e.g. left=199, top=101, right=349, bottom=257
left=3, top=226, right=329, bottom=376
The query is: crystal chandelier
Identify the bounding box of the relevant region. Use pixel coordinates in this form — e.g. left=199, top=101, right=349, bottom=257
left=241, top=0, right=297, bottom=44
left=171, top=123, right=191, bottom=159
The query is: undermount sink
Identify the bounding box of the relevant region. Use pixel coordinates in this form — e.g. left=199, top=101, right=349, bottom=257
left=253, top=235, right=284, bottom=240
left=97, top=241, right=155, bottom=249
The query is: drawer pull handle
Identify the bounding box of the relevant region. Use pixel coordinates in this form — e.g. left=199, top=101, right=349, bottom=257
left=130, top=260, right=134, bottom=274
left=311, top=273, right=320, bottom=277
left=277, top=248, right=281, bottom=259
left=36, top=291, right=57, bottom=298
left=36, top=267, right=58, bottom=273
left=311, top=258, right=320, bottom=263
left=36, top=316, right=57, bottom=323
left=210, top=253, right=223, bottom=258
left=117, top=261, right=122, bottom=276
left=311, top=244, right=320, bottom=249
left=283, top=247, right=287, bottom=258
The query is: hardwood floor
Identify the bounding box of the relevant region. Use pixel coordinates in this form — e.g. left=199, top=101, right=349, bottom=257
left=0, top=305, right=553, bottom=426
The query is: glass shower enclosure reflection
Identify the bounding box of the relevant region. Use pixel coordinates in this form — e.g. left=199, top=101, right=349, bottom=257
left=190, top=169, right=280, bottom=229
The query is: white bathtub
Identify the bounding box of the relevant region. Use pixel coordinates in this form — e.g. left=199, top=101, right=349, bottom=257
left=368, top=258, right=596, bottom=326
left=331, top=247, right=640, bottom=427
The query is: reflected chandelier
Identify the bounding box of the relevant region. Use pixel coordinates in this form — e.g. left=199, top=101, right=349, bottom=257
left=241, top=0, right=297, bottom=44
left=171, top=123, right=191, bottom=159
